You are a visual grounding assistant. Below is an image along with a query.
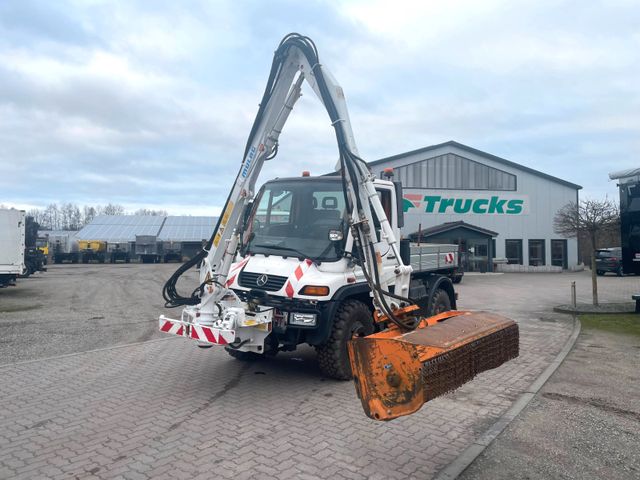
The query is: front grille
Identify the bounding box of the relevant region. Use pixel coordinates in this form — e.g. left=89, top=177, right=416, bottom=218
left=238, top=271, right=288, bottom=291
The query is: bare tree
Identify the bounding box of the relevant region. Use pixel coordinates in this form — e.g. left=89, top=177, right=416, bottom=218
left=83, top=206, right=97, bottom=225
left=554, top=198, right=619, bottom=305
left=134, top=208, right=168, bottom=216
left=102, top=203, right=125, bottom=216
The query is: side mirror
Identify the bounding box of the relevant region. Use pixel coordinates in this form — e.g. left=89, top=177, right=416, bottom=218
left=242, top=201, right=254, bottom=230
left=329, top=230, right=343, bottom=241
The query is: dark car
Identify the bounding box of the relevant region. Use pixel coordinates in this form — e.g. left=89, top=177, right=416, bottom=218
left=595, top=247, right=623, bottom=276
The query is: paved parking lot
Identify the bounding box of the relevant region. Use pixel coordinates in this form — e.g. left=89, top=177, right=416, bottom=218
left=1, top=266, right=635, bottom=479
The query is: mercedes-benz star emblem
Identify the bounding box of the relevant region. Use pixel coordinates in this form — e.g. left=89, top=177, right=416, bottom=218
left=256, top=274, right=269, bottom=287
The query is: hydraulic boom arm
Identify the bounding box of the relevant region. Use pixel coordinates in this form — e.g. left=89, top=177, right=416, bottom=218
left=163, top=33, right=413, bottom=328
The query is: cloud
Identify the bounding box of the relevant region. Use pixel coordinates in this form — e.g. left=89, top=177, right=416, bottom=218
left=0, top=0, right=639, bottom=213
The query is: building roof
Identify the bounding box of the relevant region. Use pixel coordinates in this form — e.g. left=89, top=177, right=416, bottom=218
left=76, top=215, right=165, bottom=243
left=75, top=215, right=218, bottom=243
left=157, top=216, right=218, bottom=242
left=369, top=140, right=582, bottom=190
left=410, top=221, right=498, bottom=239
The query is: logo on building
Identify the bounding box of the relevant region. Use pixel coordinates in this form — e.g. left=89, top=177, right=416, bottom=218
left=403, top=193, right=528, bottom=215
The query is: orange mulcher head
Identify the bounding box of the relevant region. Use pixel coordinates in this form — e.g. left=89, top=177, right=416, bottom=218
left=348, top=310, right=519, bottom=421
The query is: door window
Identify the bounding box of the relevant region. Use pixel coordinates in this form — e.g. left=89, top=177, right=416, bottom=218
left=528, top=239, right=546, bottom=266
left=551, top=239, right=567, bottom=268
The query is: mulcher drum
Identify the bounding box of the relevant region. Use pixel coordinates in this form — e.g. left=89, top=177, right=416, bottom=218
left=348, top=311, right=519, bottom=421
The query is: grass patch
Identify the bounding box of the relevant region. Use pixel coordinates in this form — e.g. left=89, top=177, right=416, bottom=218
left=579, top=314, right=640, bottom=337
left=0, top=304, right=42, bottom=313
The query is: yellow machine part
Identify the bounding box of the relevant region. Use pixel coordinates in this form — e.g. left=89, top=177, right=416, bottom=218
left=78, top=240, right=107, bottom=252
left=348, top=310, right=519, bottom=421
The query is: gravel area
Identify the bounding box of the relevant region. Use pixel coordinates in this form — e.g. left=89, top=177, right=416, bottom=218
left=460, top=326, right=640, bottom=480
left=0, top=263, right=196, bottom=364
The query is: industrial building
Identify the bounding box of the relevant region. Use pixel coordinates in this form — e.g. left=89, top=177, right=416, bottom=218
left=74, top=215, right=217, bottom=262
left=368, top=141, right=582, bottom=272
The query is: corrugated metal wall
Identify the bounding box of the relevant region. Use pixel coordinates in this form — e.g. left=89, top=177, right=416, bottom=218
left=391, top=153, right=516, bottom=191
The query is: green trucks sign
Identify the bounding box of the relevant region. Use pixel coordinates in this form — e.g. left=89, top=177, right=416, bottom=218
left=403, top=193, right=528, bottom=215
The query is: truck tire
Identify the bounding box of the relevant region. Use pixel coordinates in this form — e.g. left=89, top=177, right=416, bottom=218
left=225, top=347, right=262, bottom=361
left=428, top=288, right=452, bottom=316
left=316, top=299, right=374, bottom=380
left=452, top=274, right=463, bottom=284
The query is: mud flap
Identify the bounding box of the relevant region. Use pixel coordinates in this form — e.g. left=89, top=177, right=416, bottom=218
left=348, top=311, right=519, bottom=421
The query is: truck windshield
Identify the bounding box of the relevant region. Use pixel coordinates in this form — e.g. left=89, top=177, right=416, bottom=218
left=244, top=180, right=347, bottom=261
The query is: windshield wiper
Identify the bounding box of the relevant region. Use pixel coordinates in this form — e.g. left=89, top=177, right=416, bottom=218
left=252, top=244, right=319, bottom=262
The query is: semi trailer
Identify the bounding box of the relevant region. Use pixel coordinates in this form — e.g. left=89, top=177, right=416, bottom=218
left=0, top=209, right=26, bottom=287
left=50, top=232, right=80, bottom=264
left=108, top=243, right=131, bottom=263
left=79, top=240, right=107, bottom=263
left=136, top=235, right=161, bottom=263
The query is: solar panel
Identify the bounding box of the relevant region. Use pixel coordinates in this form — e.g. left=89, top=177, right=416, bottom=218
left=76, top=215, right=165, bottom=242
left=158, top=216, right=218, bottom=242
left=75, top=215, right=218, bottom=243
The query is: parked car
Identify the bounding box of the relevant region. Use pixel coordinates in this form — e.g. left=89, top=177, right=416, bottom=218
left=595, top=247, right=623, bottom=276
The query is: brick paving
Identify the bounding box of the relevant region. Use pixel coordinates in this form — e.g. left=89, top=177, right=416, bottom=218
left=0, top=311, right=571, bottom=479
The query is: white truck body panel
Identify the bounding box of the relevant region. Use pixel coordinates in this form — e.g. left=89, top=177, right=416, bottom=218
left=409, top=243, right=459, bottom=272
left=0, top=209, right=26, bottom=275
left=49, top=232, right=79, bottom=253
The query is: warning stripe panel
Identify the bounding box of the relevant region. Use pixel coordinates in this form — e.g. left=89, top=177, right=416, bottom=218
left=159, top=317, right=235, bottom=345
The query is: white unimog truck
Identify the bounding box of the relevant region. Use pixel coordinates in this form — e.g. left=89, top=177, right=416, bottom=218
left=159, top=34, right=518, bottom=418
left=162, top=172, right=460, bottom=379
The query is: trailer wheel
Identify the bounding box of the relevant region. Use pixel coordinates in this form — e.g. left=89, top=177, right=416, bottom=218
left=452, top=274, right=463, bottom=284
left=316, top=299, right=373, bottom=380
left=428, top=288, right=452, bottom=316
left=225, top=347, right=262, bottom=361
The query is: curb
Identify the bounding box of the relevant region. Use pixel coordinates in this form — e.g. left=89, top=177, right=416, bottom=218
left=435, top=316, right=582, bottom=480
left=553, top=303, right=635, bottom=314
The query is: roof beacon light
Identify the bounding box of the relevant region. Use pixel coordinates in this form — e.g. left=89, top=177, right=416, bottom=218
left=302, top=171, right=311, bottom=177
left=383, top=167, right=394, bottom=179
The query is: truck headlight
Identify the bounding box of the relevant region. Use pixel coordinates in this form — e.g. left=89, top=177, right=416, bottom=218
left=290, top=313, right=317, bottom=326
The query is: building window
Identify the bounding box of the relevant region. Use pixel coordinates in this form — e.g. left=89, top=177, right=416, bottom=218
left=529, top=239, right=546, bottom=266
left=505, top=239, right=523, bottom=264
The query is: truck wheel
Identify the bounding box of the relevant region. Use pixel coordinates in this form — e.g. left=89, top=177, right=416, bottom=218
left=428, top=288, right=452, bottom=316
left=452, top=275, right=463, bottom=284
left=225, top=347, right=262, bottom=361
left=596, top=270, right=604, bottom=276
left=316, top=299, right=373, bottom=381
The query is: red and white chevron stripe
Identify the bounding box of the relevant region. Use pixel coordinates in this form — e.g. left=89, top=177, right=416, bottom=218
left=226, top=256, right=250, bottom=287
left=159, top=319, right=184, bottom=336
left=444, top=252, right=455, bottom=264
left=284, top=258, right=313, bottom=298
left=159, top=317, right=235, bottom=345
left=189, top=324, right=235, bottom=345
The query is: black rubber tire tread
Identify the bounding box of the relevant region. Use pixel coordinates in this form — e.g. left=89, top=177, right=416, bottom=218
left=428, top=288, right=452, bottom=316
left=452, top=275, right=463, bottom=284
left=316, top=299, right=373, bottom=381
left=225, top=347, right=262, bottom=361
left=596, top=270, right=604, bottom=276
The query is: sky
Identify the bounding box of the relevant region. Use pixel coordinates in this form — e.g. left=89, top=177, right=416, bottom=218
left=1, top=0, right=638, bottom=215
